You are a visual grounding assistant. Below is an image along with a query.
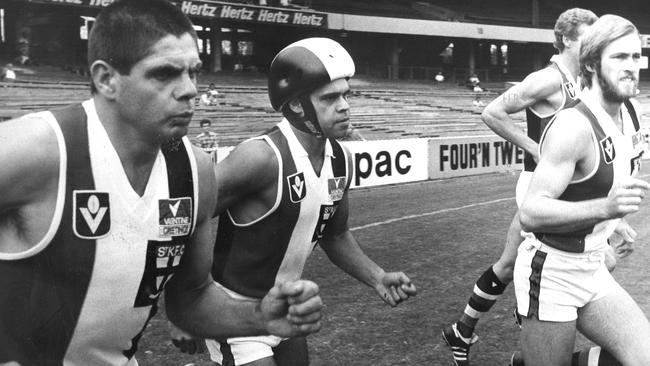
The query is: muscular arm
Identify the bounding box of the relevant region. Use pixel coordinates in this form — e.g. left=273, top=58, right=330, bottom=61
left=319, top=193, right=385, bottom=288
left=319, top=150, right=415, bottom=305
left=319, top=193, right=416, bottom=305
left=0, top=115, right=60, bottom=253
left=165, top=146, right=321, bottom=338
left=519, top=110, right=644, bottom=233
left=212, top=139, right=277, bottom=218
left=481, top=68, right=562, bottom=159
left=165, top=146, right=263, bottom=337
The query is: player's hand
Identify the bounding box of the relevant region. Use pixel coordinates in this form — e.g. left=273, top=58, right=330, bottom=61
left=605, top=177, right=650, bottom=218
left=611, top=219, right=637, bottom=259
left=260, top=280, right=323, bottom=338
left=375, top=272, right=417, bottom=307
left=0, top=362, right=22, bottom=366
left=169, top=322, right=206, bottom=354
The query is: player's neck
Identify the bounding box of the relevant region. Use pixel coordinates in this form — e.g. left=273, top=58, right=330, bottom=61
left=96, top=98, right=159, bottom=151
left=587, top=86, right=622, bottom=124
left=291, top=124, right=326, bottom=173
left=555, top=53, right=579, bottom=80
left=94, top=96, right=160, bottom=196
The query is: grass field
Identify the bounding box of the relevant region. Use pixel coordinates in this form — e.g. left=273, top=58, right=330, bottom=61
left=136, top=167, right=650, bottom=366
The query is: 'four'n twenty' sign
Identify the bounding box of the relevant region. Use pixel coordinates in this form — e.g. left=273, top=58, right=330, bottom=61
left=28, top=0, right=328, bottom=28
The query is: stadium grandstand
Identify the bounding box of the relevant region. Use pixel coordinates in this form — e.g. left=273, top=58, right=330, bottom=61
left=2, top=0, right=650, bottom=147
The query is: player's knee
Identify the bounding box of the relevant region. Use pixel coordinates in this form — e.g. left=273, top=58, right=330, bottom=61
left=492, top=262, right=514, bottom=283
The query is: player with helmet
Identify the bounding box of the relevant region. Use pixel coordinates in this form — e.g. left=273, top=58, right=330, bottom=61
left=172, top=37, right=417, bottom=365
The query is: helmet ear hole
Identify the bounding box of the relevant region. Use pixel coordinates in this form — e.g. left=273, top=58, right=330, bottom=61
left=288, top=98, right=304, bottom=115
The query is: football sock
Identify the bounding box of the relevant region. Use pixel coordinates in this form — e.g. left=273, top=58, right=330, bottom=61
left=458, top=266, right=507, bottom=338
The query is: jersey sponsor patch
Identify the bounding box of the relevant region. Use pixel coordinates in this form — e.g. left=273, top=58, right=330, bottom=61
left=287, top=172, right=307, bottom=203
left=133, top=240, right=186, bottom=307
left=631, top=154, right=642, bottom=175
left=311, top=204, right=338, bottom=244
left=73, top=190, right=111, bottom=238
left=600, top=136, right=616, bottom=164
left=159, top=198, right=192, bottom=237
left=631, top=130, right=646, bottom=156
left=563, top=81, right=577, bottom=99
left=630, top=131, right=646, bottom=174
left=328, top=176, right=346, bottom=201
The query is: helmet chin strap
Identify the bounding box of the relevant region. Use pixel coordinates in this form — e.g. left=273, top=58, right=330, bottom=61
left=297, top=95, right=324, bottom=139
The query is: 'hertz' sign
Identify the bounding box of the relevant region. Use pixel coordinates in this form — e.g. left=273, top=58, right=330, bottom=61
left=28, top=0, right=328, bottom=28
left=181, top=2, right=326, bottom=27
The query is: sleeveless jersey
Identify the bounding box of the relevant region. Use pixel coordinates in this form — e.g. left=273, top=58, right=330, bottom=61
left=212, top=119, right=350, bottom=298
left=534, top=97, right=642, bottom=253
left=0, top=100, right=199, bottom=366
left=524, top=60, right=580, bottom=171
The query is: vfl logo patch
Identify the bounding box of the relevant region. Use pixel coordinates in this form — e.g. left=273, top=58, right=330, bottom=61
left=328, top=176, right=346, bottom=201
left=564, top=81, right=577, bottom=99
left=159, top=198, right=192, bottom=237
left=287, top=172, right=306, bottom=203
left=600, top=136, right=616, bottom=164
left=73, top=191, right=110, bottom=239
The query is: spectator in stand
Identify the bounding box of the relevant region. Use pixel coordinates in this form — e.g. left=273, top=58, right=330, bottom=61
left=466, top=73, right=483, bottom=92
left=1, top=64, right=16, bottom=83
left=466, top=73, right=486, bottom=107
left=440, top=43, right=454, bottom=77
left=200, top=83, right=222, bottom=106
left=472, top=96, right=485, bottom=108
left=194, top=118, right=219, bottom=160
left=15, top=32, right=30, bottom=65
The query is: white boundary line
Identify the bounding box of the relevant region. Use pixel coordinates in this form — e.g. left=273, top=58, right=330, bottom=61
left=350, top=173, right=650, bottom=232
left=351, top=197, right=514, bottom=231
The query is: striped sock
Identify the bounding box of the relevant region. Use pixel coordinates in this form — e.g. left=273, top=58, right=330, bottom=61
left=572, top=347, right=620, bottom=366
left=457, top=266, right=507, bottom=337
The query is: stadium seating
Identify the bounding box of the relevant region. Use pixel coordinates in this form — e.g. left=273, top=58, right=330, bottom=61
left=2, top=69, right=649, bottom=147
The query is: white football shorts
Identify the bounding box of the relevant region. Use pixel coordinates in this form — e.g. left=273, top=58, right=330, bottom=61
left=205, top=282, right=283, bottom=365
left=514, top=234, right=617, bottom=322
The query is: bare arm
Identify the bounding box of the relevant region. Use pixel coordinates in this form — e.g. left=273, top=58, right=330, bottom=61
left=0, top=115, right=60, bottom=253
left=319, top=193, right=384, bottom=288
left=481, top=68, right=562, bottom=159
left=0, top=115, right=58, bottom=209
left=165, top=146, right=322, bottom=339
left=319, top=150, right=416, bottom=306
left=520, top=110, right=650, bottom=233
left=212, top=139, right=277, bottom=217
left=319, top=194, right=416, bottom=306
